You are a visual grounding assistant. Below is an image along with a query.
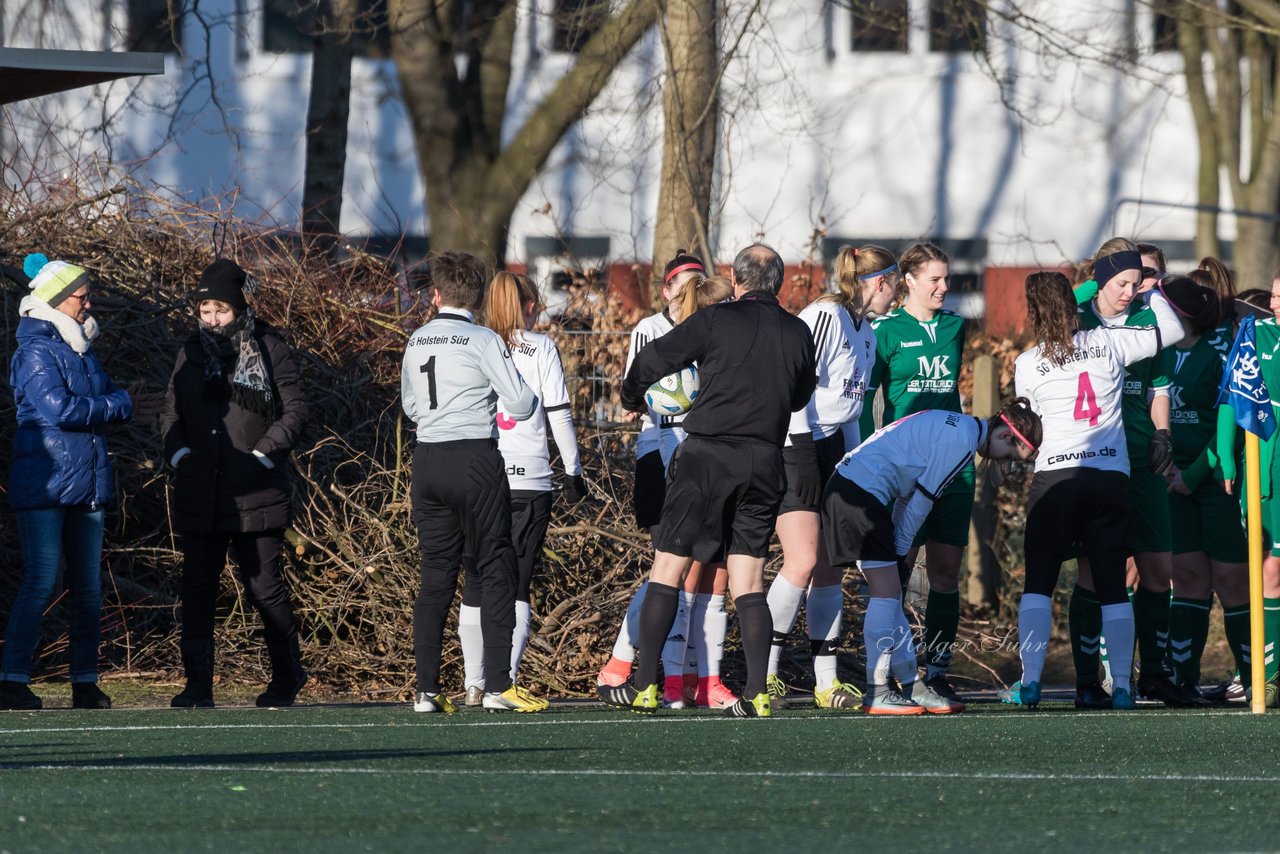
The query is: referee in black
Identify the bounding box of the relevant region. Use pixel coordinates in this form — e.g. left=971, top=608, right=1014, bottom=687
left=401, top=251, right=548, bottom=714
left=600, top=243, right=817, bottom=716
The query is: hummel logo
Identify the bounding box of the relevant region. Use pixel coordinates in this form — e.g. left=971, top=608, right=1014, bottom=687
left=900, top=340, right=924, bottom=348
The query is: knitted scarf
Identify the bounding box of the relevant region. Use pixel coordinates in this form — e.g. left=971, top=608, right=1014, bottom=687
left=19, top=295, right=100, bottom=354
left=197, top=307, right=277, bottom=419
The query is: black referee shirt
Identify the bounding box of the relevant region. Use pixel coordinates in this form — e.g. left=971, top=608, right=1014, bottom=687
left=621, top=290, right=817, bottom=446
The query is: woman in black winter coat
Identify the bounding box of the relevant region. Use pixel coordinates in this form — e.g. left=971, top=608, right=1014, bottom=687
left=160, top=259, right=309, bottom=708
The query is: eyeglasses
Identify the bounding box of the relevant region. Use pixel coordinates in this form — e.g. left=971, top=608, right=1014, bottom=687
left=65, top=291, right=91, bottom=304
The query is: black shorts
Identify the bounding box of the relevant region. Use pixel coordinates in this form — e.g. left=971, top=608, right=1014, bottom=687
left=652, top=436, right=785, bottom=563
left=779, top=432, right=847, bottom=514
left=633, top=450, right=666, bottom=530
left=821, top=472, right=897, bottom=567
left=1024, top=467, right=1130, bottom=603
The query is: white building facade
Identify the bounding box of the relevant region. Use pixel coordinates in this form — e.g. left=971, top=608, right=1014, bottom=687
left=1, top=0, right=1228, bottom=284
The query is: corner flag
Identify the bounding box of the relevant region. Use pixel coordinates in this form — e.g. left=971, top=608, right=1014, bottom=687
left=1218, top=315, right=1275, bottom=440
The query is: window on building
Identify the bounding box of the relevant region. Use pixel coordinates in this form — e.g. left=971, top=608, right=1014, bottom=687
left=1152, top=0, right=1179, bottom=52
left=552, top=0, right=607, bottom=53
left=850, top=0, right=909, bottom=53
left=263, top=0, right=390, bottom=58
left=127, top=0, right=183, bottom=53
left=928, top=0, right=986, bottom=53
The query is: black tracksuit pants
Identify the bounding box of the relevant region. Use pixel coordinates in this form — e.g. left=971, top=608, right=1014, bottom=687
left=411, top=439, right=517, bottom=694
left=179, top=529, right=299, bottom=682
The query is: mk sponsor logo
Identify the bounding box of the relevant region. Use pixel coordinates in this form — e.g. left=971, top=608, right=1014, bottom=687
left=917, top=355, right=952, bottom=380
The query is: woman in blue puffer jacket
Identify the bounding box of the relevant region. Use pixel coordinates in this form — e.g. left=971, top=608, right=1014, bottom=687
left=0, top=254, right=132, bottom=711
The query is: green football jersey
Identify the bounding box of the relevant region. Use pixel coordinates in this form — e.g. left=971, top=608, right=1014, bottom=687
left=1076, top=298, right=1170, bottom=460
left=864, top=308, right=966, bottom=428
left=1165, top=335, right=1227, bottom=471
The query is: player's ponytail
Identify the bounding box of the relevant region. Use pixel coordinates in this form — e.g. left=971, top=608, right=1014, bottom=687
left=828, top=244, right=896, bottom=318
left=482, top=271, right=539, bottom=347
left=1025, top=270, right=1079, bottom=366
left=672, top=273, right=733, bottom=323
left=987, top=396, right=1043, bottom=455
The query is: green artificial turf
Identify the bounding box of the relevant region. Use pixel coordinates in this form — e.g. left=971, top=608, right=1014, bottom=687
left=1, top=702, right=1277, bottom=852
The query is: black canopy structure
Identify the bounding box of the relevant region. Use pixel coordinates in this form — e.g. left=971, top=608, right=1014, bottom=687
left=0, top=46, right=165, bottom=105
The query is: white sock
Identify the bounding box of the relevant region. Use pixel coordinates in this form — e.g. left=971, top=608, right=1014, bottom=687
left=890, top=607, right=918, bottom=690
left=807, top=584, right=842, bottom=692
left=766, top=575, right=806, bottom=676
left=662, top=590, right=696, bottom=679
left=864, top=597, right=900, bottom=688
left=689, top=593, right=710, bottom=678
left=509, top=600, right=531, bottom=683
left=611, top=582, right=647, bottom=662
left=1101, top=602, right=1135, bottom=695
left=458, top=604, right=484, bottom=690
left=703, top=594, right=728, bottom=678
left=1018, top=593, right=1053, bottom=685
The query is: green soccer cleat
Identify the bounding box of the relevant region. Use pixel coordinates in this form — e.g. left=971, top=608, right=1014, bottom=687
left=483, top=685, right=550, bottom=713
left=724, top=692, right=771, bottom=718
left=814, top=680, right=862, bottom=710
left=413, top=691, right=457, bottom=714
left=598, top=681, right=659, bottom=714
left=766, top=674, right=790, bottom=710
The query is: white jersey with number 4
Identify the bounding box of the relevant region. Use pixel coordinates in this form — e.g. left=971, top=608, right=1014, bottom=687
left=787, top=300, right=877, bottom=446
left=1014, top=293, right=1183, bottom=474
left=497, top=330, right=582, bottom=492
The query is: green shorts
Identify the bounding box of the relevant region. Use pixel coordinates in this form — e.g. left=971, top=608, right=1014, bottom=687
left=1244, top=489, right=1280, bottom=559
left=1171, top=478, right=1248, bottom=562
left=1126, top=467, right=1173, bottom=553
left=911, top=464, right=975, bottom=548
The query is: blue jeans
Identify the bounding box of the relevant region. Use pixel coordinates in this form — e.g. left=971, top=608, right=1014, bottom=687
left=0, top=507, right=105, bottom=684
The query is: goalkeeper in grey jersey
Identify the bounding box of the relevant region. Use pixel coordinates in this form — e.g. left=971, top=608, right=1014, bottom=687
left=400, top=251, right=546, bottom=714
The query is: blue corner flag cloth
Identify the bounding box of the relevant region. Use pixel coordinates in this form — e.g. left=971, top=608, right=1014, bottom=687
left=1218, top=314, right=1276, bottom=440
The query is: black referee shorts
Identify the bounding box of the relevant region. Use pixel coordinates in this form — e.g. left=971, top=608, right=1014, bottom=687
left=632, top=450, right=666, bottom=530
left=820, top=472, right=897, bottom=568
left=779, top=432, right=847, bottom=514
left=652, top=436, right=785, bottom=564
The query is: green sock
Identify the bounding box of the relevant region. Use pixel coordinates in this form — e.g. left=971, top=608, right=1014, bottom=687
left=1265, top=598, right=1280, bottom=683
left=1133, top=587, right=1171, bottom=672
left=923, top=589, right=960, bottom=678
left=1069, top=586, right=1102, bottom=687
left=1223, top=605, right=1253, bottom=689
left=1169, top=597, right=1212, bottom=686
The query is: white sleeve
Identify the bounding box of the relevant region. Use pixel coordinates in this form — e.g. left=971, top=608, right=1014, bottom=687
left=840, top=419, right=861, bottom=450
left=892, top=489, right=934, bottom=556
left=1107, top=292, right=1185, bottom=366
left=483, top=336, right=537, bottom=420
left=540, top=343, right=581, bottom=476
left=401, top=352, right=419, bottom=423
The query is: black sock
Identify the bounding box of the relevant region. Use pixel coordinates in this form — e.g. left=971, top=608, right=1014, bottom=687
left=736, top=592, right=773, bottom=698
left=634, top=582, right=680, bottom=689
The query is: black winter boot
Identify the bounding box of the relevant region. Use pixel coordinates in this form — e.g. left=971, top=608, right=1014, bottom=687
left=257, top=637, right=307, bottom=708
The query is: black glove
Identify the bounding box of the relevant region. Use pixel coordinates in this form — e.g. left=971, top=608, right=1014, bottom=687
left=1149, top=428, right=1174, bottom=476
left=563, top=474, right=587, bottom=504
left=788, top=432, right=821, bottom=507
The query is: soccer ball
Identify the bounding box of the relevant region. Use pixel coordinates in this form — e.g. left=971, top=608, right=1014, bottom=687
left=645, top=366, right=700, bottom=415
